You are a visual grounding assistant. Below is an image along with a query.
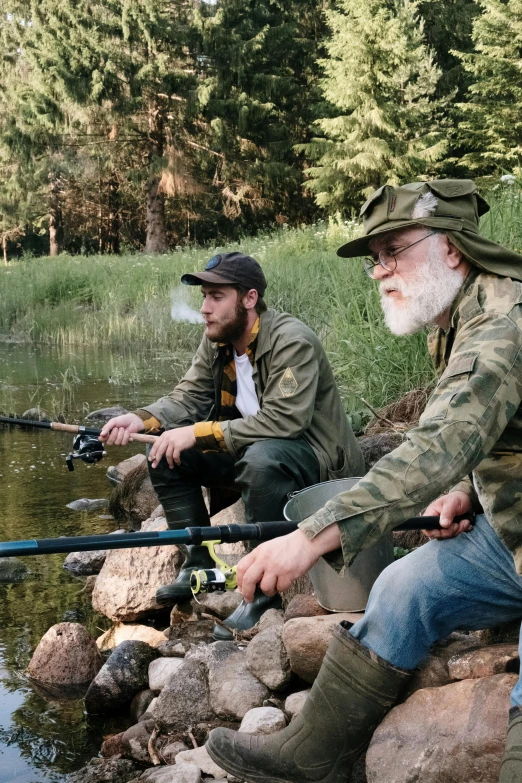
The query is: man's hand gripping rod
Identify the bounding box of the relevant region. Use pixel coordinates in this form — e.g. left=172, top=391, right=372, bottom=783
left=0, top=415, right=156, bottom=470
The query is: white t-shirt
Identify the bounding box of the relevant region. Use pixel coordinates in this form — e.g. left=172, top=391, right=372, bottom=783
left=234, top=350, right=260, bottom=418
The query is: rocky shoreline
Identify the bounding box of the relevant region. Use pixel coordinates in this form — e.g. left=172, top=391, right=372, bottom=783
left=24, top=450, right=520, bottom=783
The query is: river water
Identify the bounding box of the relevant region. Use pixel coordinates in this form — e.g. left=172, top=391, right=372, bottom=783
left=0, top=342, right=194, bottom=782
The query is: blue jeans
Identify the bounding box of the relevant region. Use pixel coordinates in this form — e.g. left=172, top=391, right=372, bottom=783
left=350, top=514, right=522, bottom=706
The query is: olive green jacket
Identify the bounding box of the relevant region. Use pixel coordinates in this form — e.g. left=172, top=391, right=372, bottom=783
left=141, top=308, right=365, bottom=481
left=300, top=269, right=522, bottom=574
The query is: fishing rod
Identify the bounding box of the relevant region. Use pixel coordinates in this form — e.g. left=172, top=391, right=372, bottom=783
left=0, top=514, right=472, bottom=559
left=0, top=514, right=473, bottom=595
left=0, top=415, right=156, bottom=471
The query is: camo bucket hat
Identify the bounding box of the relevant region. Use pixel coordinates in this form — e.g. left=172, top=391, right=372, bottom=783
left=337, top=179, right=522, bottom=281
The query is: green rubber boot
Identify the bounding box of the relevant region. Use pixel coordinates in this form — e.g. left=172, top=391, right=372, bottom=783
left=499, top=707, right=522, bottom=782
left=156, top=544, right=215, bottom=604
left=206, top=622, right=411, bottom=783
left=213, top=587, right=283, bottom=640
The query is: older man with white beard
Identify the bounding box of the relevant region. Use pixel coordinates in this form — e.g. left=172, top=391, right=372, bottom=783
left=206, top=180, right=522, bottom=783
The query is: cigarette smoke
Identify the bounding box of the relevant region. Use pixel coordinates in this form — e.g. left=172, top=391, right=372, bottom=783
left=170, top=286, right=204, bottom=324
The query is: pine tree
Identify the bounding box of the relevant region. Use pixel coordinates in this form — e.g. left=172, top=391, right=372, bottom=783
left=457, top=0, right=522, bottom=177
left=197, top=0, right=327, bottom=232
left=301, top=0, right=446, bottom=212
left=2, top=0, right=204, bottom=253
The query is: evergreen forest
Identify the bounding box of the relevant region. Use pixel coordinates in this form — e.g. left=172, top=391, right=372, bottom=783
left=0, top=0, right=519, bottom=259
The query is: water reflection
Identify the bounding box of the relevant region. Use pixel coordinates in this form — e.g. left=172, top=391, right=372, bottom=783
left=0, top=342, right=188, bottom=780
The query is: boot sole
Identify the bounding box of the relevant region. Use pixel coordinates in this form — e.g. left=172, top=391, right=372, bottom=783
left=206, top=741, right=294, bottom=783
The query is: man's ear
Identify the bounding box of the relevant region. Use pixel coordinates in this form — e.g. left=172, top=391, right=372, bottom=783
left=242, top=288, right=258, bottom=311
left=443, top=236, right=463, bottom=270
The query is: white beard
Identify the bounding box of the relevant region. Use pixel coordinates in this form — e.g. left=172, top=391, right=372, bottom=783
left=379, top=238, right=464, bottom=336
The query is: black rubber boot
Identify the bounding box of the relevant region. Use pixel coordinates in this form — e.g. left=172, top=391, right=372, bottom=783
left=206, top=622, right=411, bottom=783
left=499, top=706, right=522, bottom=782
left=149, top=469, right=213, bottom=605
left=156, top=544, right=215, bottom=604
left=213, top=587, right=283, bottom=640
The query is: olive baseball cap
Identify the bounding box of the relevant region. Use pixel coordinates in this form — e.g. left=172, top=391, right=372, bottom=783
left=181, top=251, right=267, bottom=296
left=337, top=179, right=522, bottom=281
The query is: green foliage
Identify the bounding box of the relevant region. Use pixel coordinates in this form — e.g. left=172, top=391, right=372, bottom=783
left=196, top=0, right=327, bottom=231
left=300, top=0, right=448, bottom=211
left=456, top=0, right=522, bottom=178
left=0, top=219, right=437, bottom=415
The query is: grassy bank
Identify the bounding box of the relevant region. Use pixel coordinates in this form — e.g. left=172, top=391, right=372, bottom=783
left=1, top=184, right=520, bottom=419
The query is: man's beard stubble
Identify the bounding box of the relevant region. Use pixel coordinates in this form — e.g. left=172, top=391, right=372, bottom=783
left=208, top=300, right=250, bottom=344
left=379, top=237, right=464, bottom=336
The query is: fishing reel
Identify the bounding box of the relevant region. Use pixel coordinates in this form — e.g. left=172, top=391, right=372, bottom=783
left=190, top=541, right=237, bottom=596
left=66, top=433, right=107, bottom=471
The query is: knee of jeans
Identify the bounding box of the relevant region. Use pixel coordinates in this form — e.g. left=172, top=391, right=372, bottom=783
left=362, top=557, right=428, bottom=629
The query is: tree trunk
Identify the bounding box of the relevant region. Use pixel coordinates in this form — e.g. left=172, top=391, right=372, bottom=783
left=145, top=109, right=167, bottom=254
left=2, top=235, right=7, bottom=265
left=49, top=211, right=63, bottom=257
left=107, top=174, right=120, bottom=254
left=49, top=173, right=64, bottom=257
left=145, top=176, right=167, bottom=253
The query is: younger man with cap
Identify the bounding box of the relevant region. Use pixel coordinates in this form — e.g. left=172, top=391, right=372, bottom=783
left=206, top=184, right=522, bottom=782
left=100, top=251, right=364, bottom=637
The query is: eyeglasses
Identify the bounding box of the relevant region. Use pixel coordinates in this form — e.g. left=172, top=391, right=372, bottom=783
left=363, top=232, right=436, bottom=278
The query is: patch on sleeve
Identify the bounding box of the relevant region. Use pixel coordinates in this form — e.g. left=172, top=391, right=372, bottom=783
left=279, top=367, right=298, bottom=397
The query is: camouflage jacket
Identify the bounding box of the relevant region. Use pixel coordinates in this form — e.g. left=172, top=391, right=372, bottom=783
left=299, top=269, right=522, bottom=574
left=140, top=308, right=365, bottom=481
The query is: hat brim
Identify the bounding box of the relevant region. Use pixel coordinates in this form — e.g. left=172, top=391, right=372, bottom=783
left=337, top=219, right=432, bottom=258
left=181, top=271, right=237, bottom=286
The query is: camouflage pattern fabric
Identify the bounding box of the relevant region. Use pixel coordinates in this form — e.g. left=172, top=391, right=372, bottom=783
left=299, top=268, right=522, bottom=574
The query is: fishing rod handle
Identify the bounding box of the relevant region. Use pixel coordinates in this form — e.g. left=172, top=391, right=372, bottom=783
left=51, top=422, right=156, bottom=444
left=395, top=512, right=474, bottom=531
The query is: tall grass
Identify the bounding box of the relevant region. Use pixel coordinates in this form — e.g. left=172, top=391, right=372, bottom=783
left=1, top=184, right=520, bottom=416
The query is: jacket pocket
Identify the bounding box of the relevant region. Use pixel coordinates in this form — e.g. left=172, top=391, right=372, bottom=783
left=422, top=352, right=478, bottom=422
left=327, top=447, right=349, bottom=480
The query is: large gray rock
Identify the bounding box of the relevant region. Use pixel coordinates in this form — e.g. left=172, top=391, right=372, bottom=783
left=209, top=648, right=270, bottom=720
left=157, top=640, right=187, bottom=657
left=0, top=557, right=28, bottom=583
left=194, top=590, right=243, bottom=620
left=184, top=640, right=237, bottom=668
left=283, top=594, right=329, bottom=622
left=121, top=720, right=155, bottom=763
left=140, top=766, right=201, bottom=783
left=66, top=758, right=138, bottom=783
left=448, top=643, right=519, bottom=681
left=150, top=659, right=213, bottom=729
left=408, top=635, right=484, bottom=694
left=92, top=517, right=182, bottom=621
left=284, top=690, right=310, bottom=719
left=27, top=623, right=102, bottom=685
left=176, top=747, right=225, bottom=778
left=149, top=657, right=185, bottom=692
left=239, top=707, right=287, bottom=735
left=130, top=689, right=155, bottom=722
left=64, top=549, right=107, bottom=576
left=246, top=615, right=291, bottom=690
left=366, top=673, right=516, bottom=783
left=283, top=613, right=363, bottom=683
left=85, top=640, right=158, bottom=715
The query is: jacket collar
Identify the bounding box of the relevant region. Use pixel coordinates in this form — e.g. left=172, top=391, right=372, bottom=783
left=254, top=309, right=276, bottom=361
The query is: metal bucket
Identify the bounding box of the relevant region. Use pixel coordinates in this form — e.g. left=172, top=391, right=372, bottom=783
left=284, top=478, right=394, bottom=612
